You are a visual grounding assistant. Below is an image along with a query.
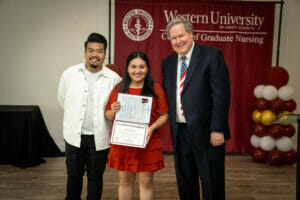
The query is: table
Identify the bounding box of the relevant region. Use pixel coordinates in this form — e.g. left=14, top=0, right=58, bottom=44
left=0, top=105, right=63, bottom=168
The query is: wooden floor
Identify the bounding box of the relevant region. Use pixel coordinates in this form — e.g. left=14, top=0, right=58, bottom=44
left=0, top=154, right=296, bottom=200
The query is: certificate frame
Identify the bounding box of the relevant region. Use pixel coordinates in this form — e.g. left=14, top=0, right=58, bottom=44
left=111, top=120, right=148, bottom=148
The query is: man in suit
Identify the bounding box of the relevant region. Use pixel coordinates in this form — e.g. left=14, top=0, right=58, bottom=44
left=162, top=17, right=231, bottom=200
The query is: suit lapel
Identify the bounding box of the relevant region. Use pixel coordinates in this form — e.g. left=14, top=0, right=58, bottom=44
left=168, top=54, right=178, bottom=100
left=182, top=44, right=200, bottom=92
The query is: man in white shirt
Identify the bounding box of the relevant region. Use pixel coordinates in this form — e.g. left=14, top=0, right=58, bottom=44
left=58, top=33, right=121, bottom=200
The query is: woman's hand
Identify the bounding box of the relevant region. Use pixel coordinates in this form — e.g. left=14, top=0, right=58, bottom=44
left=146, top=126, right=155, bottom=144
left=105, top=101, right=121, bottom=120
left=111, top=101, right=121, bottom=113
left=146, top=113, right=168, bottom=145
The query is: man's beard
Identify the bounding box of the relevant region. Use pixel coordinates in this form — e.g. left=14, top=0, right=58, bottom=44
left=89, top=57, right=101, bottom=69
left=90, top=64, right=99, bottom=69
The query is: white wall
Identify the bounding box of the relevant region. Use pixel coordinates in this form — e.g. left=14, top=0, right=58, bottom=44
left=0, top=0, right=110, bottom=150
left=0, top=0, right=299, bottom=151
left=272, top=0, right=300, bottom=148
left=279, top=0, right=300, bottom=112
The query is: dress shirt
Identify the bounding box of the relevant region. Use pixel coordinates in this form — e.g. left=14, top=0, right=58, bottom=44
left=58, top=63, right=122, bottom=150
left=176, top=42, right=195, bottom=123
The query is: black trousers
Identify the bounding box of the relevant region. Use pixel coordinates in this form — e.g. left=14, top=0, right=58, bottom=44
left=65, top=135, right=109, bottom=200
left=174, top=123, right=225, bottom=200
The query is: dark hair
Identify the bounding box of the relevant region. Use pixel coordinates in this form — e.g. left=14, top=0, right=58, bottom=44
left=119, top=51, right=157, bottom=97
left=84, top=32, right=107, bottom=51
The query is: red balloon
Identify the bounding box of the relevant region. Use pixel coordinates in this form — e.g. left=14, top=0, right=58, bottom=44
left=268, top=149, right=285, bottom=165
left=269, top=98, right=285, bottom=114
left=252, top=148, right=267, bottom=163
left=255, top=98, right=269, bottom=110
left=252, top=123, right=267, bottom=137
left=284, top=99, right=297, bottom=112
left=265, top=66, right=289, bottom=89
left=267, top=124, right=284, bottom=139
left=283, top=124, right=296, bottom=137
left=284, top=149, right=297, bottom=164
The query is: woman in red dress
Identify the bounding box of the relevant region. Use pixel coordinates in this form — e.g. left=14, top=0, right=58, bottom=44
left=105, top=51, right=168, bottom=200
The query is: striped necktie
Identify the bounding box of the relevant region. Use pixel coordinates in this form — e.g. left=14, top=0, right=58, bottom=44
left=179, top=56, right=187, bottom=116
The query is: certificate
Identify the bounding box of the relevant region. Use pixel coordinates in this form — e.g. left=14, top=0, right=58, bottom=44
left=115, top=93, right=152, bottom=124
left=111, top=93, right=153, bottom=148
left=111, top=121, right=148, bottom=148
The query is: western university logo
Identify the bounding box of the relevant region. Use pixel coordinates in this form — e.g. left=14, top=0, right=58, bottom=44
left=122, top=9, right=154, bottom=41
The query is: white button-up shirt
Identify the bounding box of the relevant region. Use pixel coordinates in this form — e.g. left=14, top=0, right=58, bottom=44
left=176, top=42, right=195, bottom=123
left=57, top=63, right=122, bottom=150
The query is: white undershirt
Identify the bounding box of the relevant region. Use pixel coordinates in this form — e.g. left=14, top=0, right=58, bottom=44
left=81, top=67, right=101, bottom=135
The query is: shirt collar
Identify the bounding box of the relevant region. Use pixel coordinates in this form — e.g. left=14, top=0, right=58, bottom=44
left=78, top=63, right=109, bottom=78
left=178, top=41, right=195, bottom=63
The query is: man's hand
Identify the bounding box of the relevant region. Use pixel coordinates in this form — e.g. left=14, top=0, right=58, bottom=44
left=210, top=131, right=225, bottom=146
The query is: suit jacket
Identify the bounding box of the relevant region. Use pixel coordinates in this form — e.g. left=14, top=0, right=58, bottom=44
left=162, top=43, right=231, bottom=152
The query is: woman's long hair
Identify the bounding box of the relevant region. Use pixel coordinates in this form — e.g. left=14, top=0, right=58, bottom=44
left=119, top=51, right=157, bottom=97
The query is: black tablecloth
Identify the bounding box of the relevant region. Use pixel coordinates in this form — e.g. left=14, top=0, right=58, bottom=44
left=0, top=105, right=64, bottom=168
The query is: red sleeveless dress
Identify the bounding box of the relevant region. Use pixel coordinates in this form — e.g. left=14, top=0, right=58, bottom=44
left=106, top=82, right=168, bottom=172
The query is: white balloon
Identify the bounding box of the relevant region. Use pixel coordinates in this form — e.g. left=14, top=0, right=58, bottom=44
left=276, top=136, right=293, bottom=152
left=250, top=134, right=261, bottom=148
left=260, top=136, right=276, bottom=151
left=254, top=85, right=264, bottom=98
left=278, top=86, right=294, bottom=101
left=262, top=85, right=278, bottom=100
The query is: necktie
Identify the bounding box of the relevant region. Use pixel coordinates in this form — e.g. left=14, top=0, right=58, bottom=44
left=180, top=56, right=188, bottom=77
left=179, top=56, right=187, bottom=116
